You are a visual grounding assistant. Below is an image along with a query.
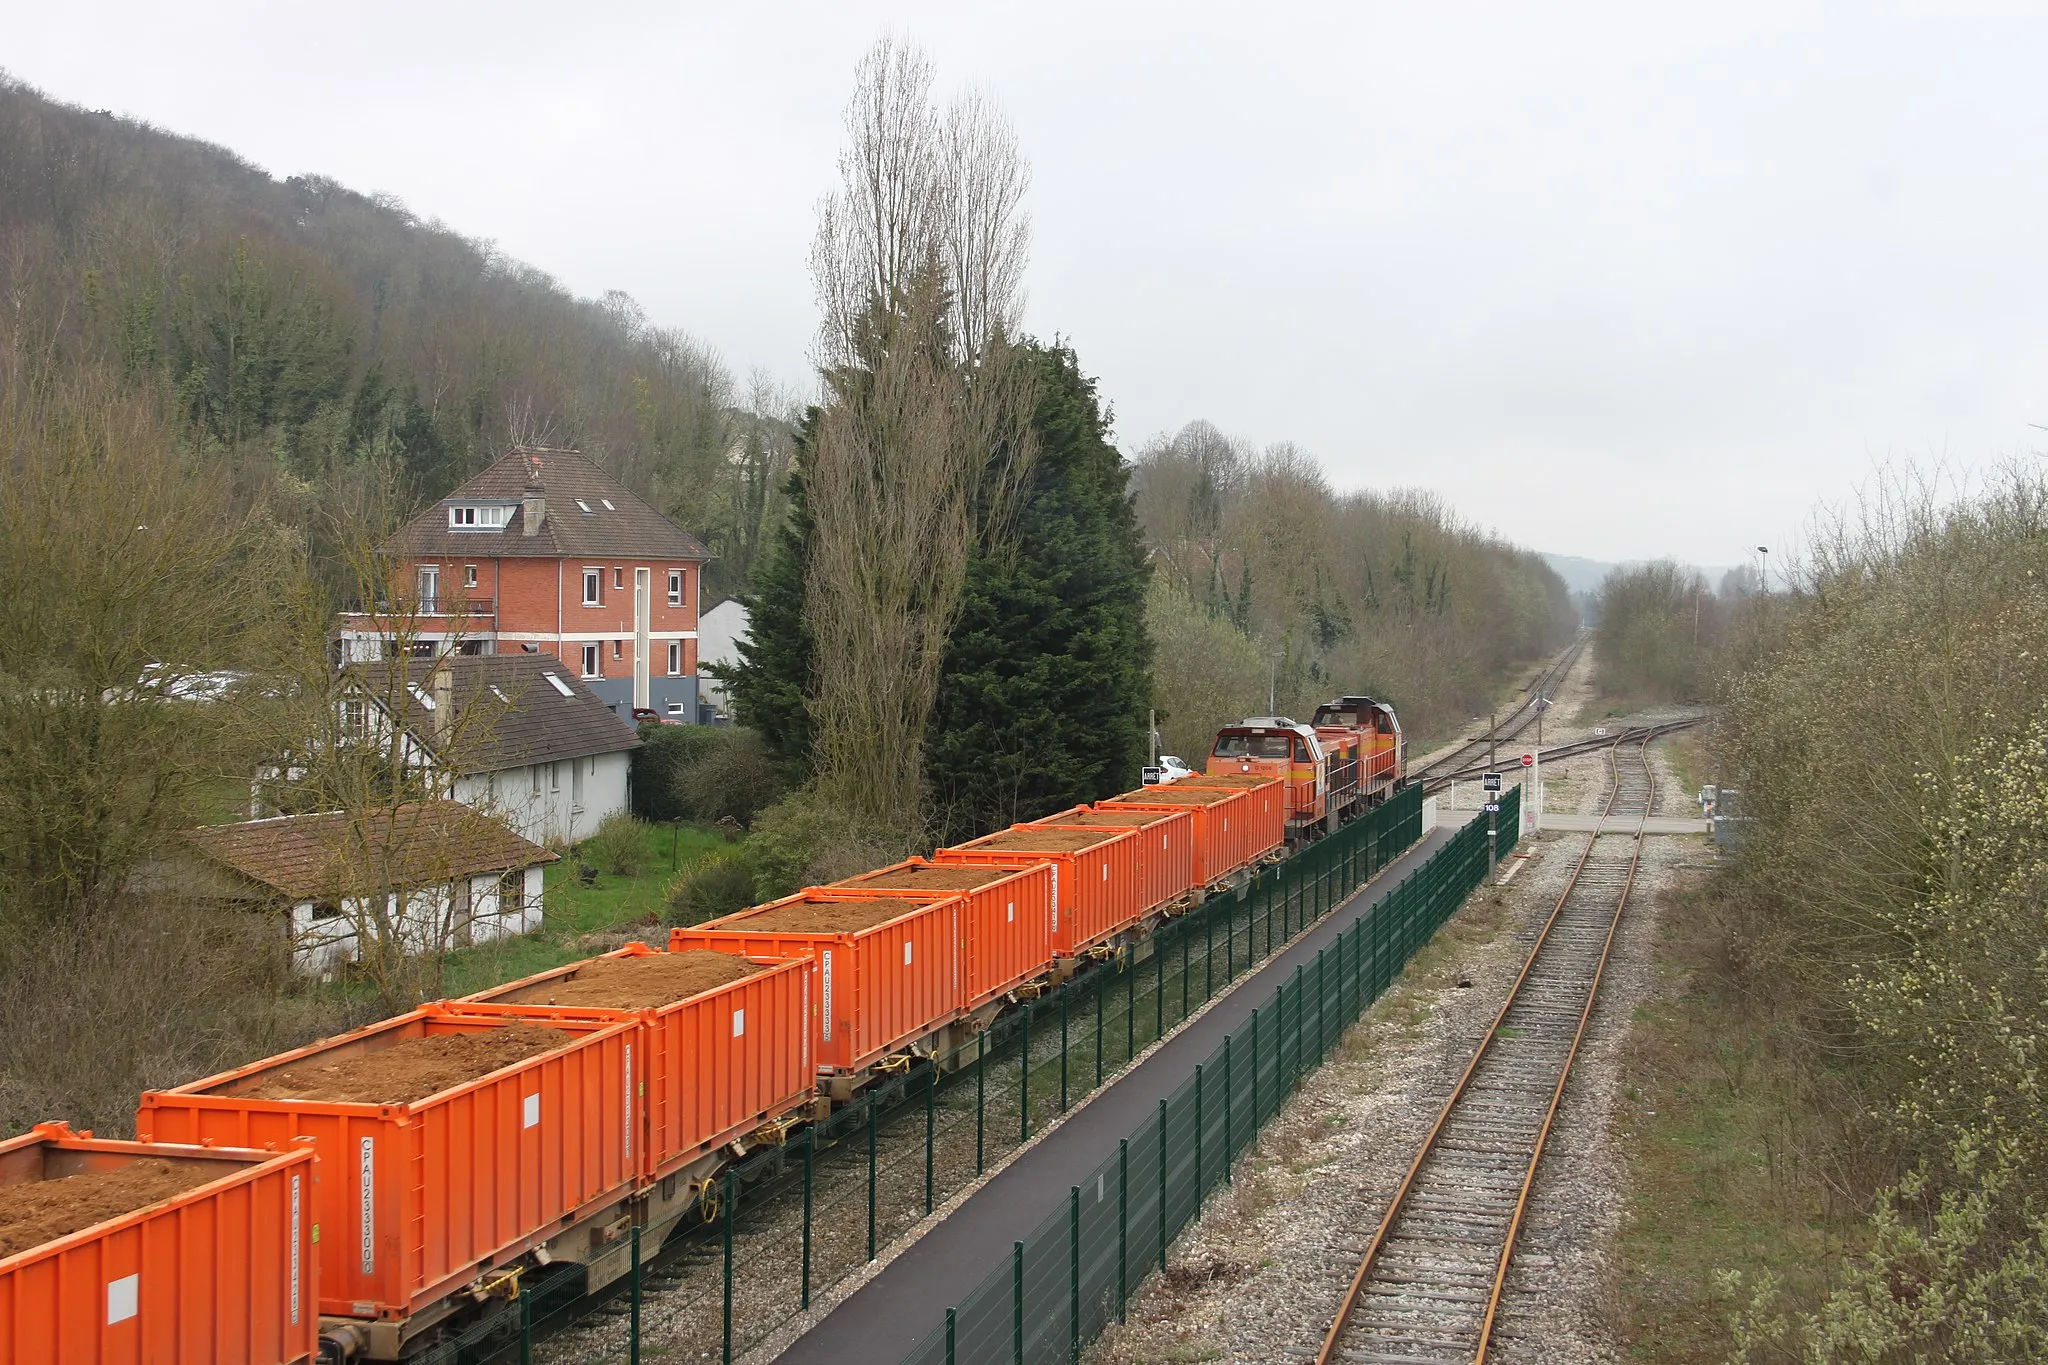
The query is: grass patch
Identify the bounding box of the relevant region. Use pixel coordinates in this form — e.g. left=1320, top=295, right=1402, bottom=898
left=438, top=820, right=735, bottom=998
left=1613, top=885, right=1860, bottom=1362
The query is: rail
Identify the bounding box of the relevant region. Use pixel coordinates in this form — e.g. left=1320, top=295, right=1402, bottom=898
left=1316, top=731, right=1656, bottom=1364
left=1411, top=635, right=1588, bottom=787
left=1422, top=713, right=1703, bottom=792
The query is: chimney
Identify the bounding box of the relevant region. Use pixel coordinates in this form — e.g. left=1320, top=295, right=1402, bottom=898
left=521, top=452, right=545, bottom=537
left=431, top=662, right=453, bottom=741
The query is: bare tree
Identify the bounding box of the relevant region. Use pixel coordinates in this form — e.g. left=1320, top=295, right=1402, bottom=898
left=800, top=36, right=1039, bottom=833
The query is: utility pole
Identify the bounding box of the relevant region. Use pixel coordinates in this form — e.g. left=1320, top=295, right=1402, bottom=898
left=1489, top=709, right=1497, bottom=774
left=1148, top=709, right=1158, bottom=767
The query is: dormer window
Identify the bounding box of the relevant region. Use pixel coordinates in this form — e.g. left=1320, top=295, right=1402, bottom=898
left=575, top=499, right=594, bottom=514
left=448, top=505, right=511, bottom=530
left=601, top=499, right=616, bottom=511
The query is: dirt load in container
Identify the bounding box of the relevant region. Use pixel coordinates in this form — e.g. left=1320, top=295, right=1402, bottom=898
left=671, top=890, right=962, bottom=1077
left=0, top=1121, right=316, bottom=1364
left=829, top=858, right=1055, bottom=1011
left=136, top=1005, right=635, bottom=1331
left=935, top=823, right=1147, bottom=958
left=458, top=943, right=812, bottom=1184
left=1024, top=807, right=1196, bottom=921
left=1101, top=776, right=1284, bottom=884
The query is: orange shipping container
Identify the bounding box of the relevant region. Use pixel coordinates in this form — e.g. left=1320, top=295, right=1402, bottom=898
left=456, top=945, right=812, bottom=1183
left=1023, top=808, right=1197, bottom=919
left=1101, top=778, right=1284, bottom=883
left=828, top=859, right=1055, bottom=1010
left=0, top=1122, right=316, bottom=1365
left=935, top=823, right=1146, bottom=958
left=671, top=891, right=961, bottom=1075
left=137, top=1006, right=636, bottom=1324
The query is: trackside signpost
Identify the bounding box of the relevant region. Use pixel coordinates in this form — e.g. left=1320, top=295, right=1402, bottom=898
left=1483, top=773, right=1502, bottom=875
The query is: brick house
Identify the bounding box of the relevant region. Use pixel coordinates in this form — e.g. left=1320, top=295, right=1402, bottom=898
left=338, top=446, right=713, bottom=723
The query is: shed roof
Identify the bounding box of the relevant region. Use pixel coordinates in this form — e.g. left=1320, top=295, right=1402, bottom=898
left=186, top=801, right=556, bottom=902
left=350, top=652, right=641, bottom=772
left=389, top=446, right=713, bottom=561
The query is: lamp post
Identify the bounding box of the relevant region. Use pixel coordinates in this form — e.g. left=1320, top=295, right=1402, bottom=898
left=1756, top=545, right=1770, bottom=593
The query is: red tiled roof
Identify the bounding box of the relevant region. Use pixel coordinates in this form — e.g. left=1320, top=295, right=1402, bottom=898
left=388, top=447, right=713, bottom=561
left=185, top=801, right=556, bottom=902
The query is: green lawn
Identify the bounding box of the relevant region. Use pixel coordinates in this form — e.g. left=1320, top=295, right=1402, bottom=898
left=437, top=820, right=737, bottom=997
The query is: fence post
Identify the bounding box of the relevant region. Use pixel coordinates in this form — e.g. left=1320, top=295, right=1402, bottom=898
left=1095, top=967, right=1105, bottom=1089
left=1013, top=1240, right=1025, bottom=1365
left=1155, top=928, right=1166, bottom=1044
left=1249, top=1006, right=1260, bottom=1125
left=1204, top=897, right=1214, bottom=1002
left=1126, top=947, right=1136, bottom=1066
left=1117, top=1138, right=1129, bottom=1323
left=1223, top=1033, right=1234, bottom=1182
left=1022, top=1001, right=1033, bottom=1145
left=519, top=1281, right=532, bottom=1365
left=1157, top=1098, right=1169, bottom=1270
left=925, top=1062, right=937, bottom=1215
left=1226, top=887, right=1235, bottom=982
left=630, top=1223, right=642, bottom=1365
left=801, top=1124, right=814, bottom=1309
left=1061, top=979, right=1070, bottom=1113
left=1194, top=1063, right=1205, bottom=1198
left=722, top=1168, right=735, bottom=1365
left=1070, top=1184, right=1082, bottom=1362
left=977, top=1032, right=987, bottom=1175
left=946, top=1307, right=957, bottom=1365
left=867, top=1093, right=878, bottom=1261
left=1181, top=918, right=1191, bottom=1021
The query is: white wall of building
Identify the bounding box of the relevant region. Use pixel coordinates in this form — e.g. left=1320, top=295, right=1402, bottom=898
left=694, top=599, right=750, bottom=713
left=284, top=865, right=545, bottom=977
left=454, top=750, right=630, bottom=845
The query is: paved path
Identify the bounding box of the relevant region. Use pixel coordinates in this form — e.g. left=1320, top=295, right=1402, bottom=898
left=773, top=822, right=1465, bottom=1364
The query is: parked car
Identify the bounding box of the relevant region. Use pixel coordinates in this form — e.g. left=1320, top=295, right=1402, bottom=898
left=1140, top=754, right=1195, bottom=785
left=631, top=706, right=666, bottom=726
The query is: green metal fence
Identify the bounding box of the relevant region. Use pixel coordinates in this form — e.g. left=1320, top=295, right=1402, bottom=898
left=900, top=788, right=1518, bottom=1365
left=421, top=783, right=1489, bottom=1364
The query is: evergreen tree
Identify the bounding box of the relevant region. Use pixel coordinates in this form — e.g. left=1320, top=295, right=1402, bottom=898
left=713, top=422, right=818, bottom=778
left=925, top=343, right=1153, bottom=841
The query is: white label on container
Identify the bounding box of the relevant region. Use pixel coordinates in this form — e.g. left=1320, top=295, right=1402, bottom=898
left=523, top=1093, right=541, bottom=1129
left=903, top=941, right=914, bottom=966
left=290, top=1174, right=302, bottom=1324
left=1102, top=864, right=1109, bottom=880
left=624, top=1044, right=633, bottom=1161
left=821, top=951, right=834, bottom=1041
left=107, top=1272, right=138, bottom=1324
left=732, top=1008, right=746, bottom=1037
left=359, top=1138, right=375, bottom=1276
left=1007, top=901, right=1015, bottom=923
left=1049, top=869, right=1058, bottom=931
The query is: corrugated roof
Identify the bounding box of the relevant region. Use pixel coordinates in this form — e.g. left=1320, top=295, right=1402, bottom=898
left=389, top=447, right=714, bottom=561
left=349, top=653, right=641, bottom=772
left=186, top=801, right=557, bottom=902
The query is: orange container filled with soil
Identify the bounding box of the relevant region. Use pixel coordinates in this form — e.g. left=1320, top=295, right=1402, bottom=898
left=136, top=1006, right=635, bottom=1324
left=0, top=1122, right=316, bottom=1364
left=1102, top=777, right=1283, bottom=883
left=456, top=944, right=811, bottom=1183
left=935, top=823, right=1146, bottom=957
left=828, top=859, right=1055, bottom=1010
left=1025, top=807, right=1196, bottom=919
left=670, top=891, right=961, bottom=1075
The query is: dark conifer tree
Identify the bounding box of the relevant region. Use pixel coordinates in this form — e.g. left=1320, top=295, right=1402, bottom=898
left=924, top=342, right=1152, bottom=841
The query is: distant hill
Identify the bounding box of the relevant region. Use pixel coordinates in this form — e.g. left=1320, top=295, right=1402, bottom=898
left=1542, top=553, right=1742, bottom=598
left=0, top=74, right=791, bottom=595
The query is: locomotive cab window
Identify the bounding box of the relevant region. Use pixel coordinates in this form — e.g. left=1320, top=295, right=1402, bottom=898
left=1213, top=734, right=1250, bottom=758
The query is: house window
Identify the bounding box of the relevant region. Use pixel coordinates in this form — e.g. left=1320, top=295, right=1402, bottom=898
left=449, top=506, right=476, bottom=527
left=464, top=565, right=478, bottom=589
left=571, top=757, right=585, bottom=811
left=613, top=639, right=623, bottom=660
left=341, top=697, right=366, bottom=739
left=581, top=644, right=600, bottom=677
left=550, top=761, right=562, bottom=793
left=309, top=900, right=341, bottom=922
left=668, top=569, right=683, bottom=607
left=667, top=641, right=682, bottom=675
left=499, top=870, right=525, bottom=917
left=530, top=764, right=542, bottom=797
left=582, top=569, right=601, bottom=606
left=447, top=505, right=509, bottom=529
left=418, top=566, right=439, bottom=613
left=613, top=567, right=624, bottom=590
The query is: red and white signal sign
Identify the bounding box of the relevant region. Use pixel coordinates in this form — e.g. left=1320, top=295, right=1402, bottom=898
left=1520, top=753, right=1535, bottom=767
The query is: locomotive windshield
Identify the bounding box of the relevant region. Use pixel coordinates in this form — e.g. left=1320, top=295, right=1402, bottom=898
left=1213, top=733, right=1298, bottom=760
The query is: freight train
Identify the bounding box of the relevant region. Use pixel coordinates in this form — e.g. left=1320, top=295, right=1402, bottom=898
left=0, top=699, right=1404, bottom=1363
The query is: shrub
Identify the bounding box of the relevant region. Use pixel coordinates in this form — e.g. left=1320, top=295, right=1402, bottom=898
left=744, top=789, right=914, bottom=901
left=664, top=852, right=759, bottom=927
left=631, top=725, right=784, bottom=828
left=579, top=811, right=648, bottom=878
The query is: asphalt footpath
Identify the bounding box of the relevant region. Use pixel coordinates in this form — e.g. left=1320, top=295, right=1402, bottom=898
left=773, top=819, right=1466, bottom=1365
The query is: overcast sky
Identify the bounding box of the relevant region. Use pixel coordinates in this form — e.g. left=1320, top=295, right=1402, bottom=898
left=12, top=1, right=2047, bottom=564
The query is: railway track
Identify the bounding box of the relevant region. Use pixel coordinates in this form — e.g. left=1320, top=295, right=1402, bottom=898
left=1315, top=733, right=1656, bottom=1365
left=1413, top=636, right=1587, bottom=792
